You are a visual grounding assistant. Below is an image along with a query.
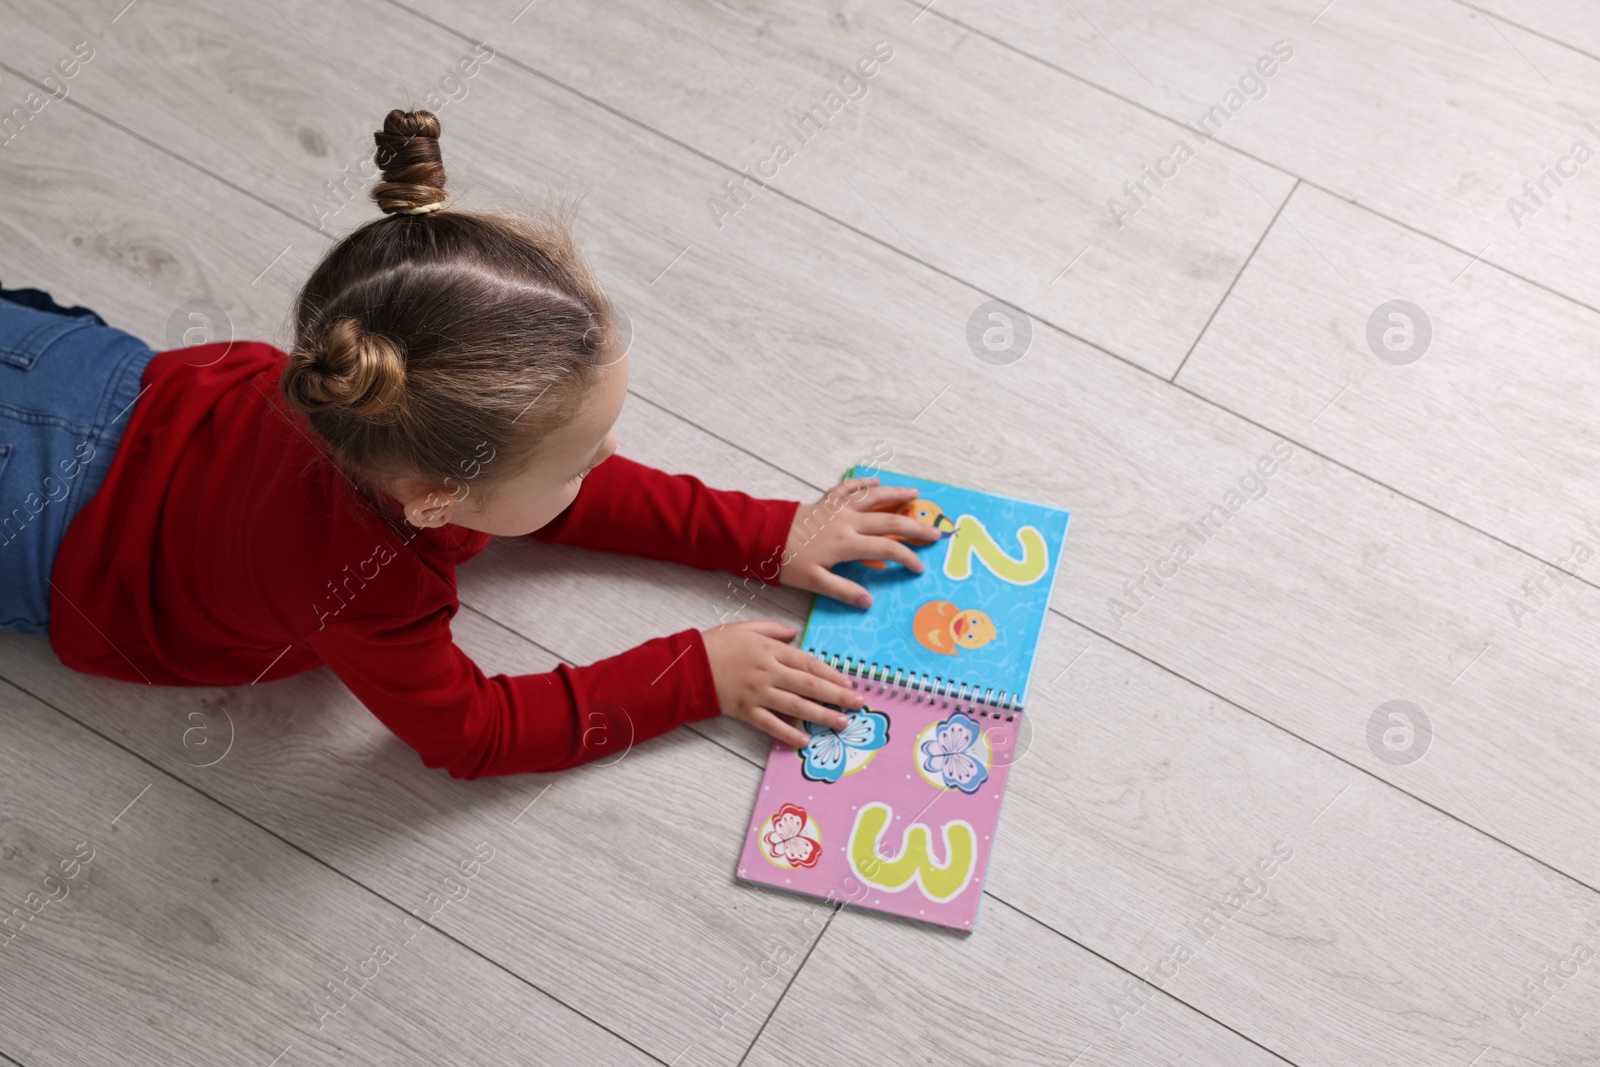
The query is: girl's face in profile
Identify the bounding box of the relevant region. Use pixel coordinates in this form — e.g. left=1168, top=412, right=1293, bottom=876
left=385, top=345, right=628, bottom=536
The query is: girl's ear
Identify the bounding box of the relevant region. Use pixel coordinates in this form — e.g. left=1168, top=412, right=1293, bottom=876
left=406, top=487, right=456, bottom=528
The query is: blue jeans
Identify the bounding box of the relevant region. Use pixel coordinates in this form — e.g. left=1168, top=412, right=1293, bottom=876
left=0, top=281, right=157, bottom=634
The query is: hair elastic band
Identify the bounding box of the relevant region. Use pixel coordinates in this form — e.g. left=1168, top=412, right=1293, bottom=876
left=396, top=202, right=445, bottom=215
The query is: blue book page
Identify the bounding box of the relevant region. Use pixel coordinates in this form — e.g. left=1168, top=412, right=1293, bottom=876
left=798, top=467, right=1071, bottom=708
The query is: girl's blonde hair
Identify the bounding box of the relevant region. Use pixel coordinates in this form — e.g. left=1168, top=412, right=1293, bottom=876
left=280, top=108, right=620, bottom=513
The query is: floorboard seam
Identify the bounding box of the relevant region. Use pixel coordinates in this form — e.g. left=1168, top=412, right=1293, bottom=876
left=1444, top=0, right=1600, bottom=65
left=0, top=673, right=674, bottom=1067
left=984, top=893, right=1302, bottom=1066
left=733, top=903, right=842, bottom=1067
left=1045, top=603, right=1600, bottom=900
left=900, top=0, right=1600, bottom=323
left=1170, top=178, right=1301, bottom=383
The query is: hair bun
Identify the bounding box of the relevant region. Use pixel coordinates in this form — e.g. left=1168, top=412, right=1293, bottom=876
left=371, top=109, right=447, bottom=216
left=282, top=317, right=407, bottom=417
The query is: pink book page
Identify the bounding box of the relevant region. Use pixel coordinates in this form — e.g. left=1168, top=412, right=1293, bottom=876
left=734, top=675, right=1022, bottom=933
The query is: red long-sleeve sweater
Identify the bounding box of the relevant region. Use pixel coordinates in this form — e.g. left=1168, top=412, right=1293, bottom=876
left=48, top=341, right=801, bottom=779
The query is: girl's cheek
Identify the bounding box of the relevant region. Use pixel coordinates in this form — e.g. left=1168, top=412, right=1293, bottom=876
left=526, top=486, right=581, bottom=533
left=524, top=492, right=576, bottom=534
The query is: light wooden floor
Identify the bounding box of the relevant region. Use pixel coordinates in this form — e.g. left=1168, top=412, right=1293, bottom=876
left=2, top=0, right=1599, bottom=1063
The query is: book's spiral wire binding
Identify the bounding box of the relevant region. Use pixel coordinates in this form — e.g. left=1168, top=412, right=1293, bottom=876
left=806, top=647, right=1021, bottom=721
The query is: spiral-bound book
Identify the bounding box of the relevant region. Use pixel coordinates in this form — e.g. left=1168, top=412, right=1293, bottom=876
left=735, top=467, right=1071, bottom=932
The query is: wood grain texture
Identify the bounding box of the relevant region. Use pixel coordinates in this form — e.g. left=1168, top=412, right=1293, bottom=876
left=0, top=675, right=656, bottom=1066
left=925, top=0, right=1600, bottom=312
left=1472, top=1, right=1600, bottom=62
left=0, top=58, right=322, bottom=351
left=0, top=610, right=829, bottom=1067
left=435, top=0, right=1298, bottom=377
left=1177, top=182, right=1600, bottom=567
left=0, top=0, right=477, bottom=244
left=744, top=900, right=1291, bottom=1067
left=980, top=612, right=1600, bottom=1067
left=2, top=0, right=1295, bottom=376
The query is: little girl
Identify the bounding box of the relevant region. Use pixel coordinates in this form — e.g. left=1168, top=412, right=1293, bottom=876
left=0, top=108, right=941, bottom=779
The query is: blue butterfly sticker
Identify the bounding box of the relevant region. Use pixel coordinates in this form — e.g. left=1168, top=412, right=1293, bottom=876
left=919, top=711, right=991, bottom=794
left=798, top=707, right=891, bottom=783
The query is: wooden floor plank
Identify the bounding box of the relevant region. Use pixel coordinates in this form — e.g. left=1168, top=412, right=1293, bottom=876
left=1472, top=1, right=1600, bottom=62
left=0, top=614, right=834, bottom=1067
left=918, top=0, right=1600, bottom=312
left=2, top=0, right=1295, bottom=376
left=983, top=612, right=1600, bottom=1067
left=0, top=0, right=476, bottom=242
left=0, top=677, right=657, bottom=1066
left=744, top=901, right=1290, bottom=1067
left=0, top=57, right=323, bottom=350
left=1176, top=181, right=1600, bottom=571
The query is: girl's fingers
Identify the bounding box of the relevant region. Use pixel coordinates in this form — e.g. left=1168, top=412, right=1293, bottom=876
left=744, top=618, right=798, bottom=642
left=775, top=661, right=860, bottom=718
left=750, top=707, right=810, bottom=748
left=777, top=643, right=849, bottom=689
left=900, top=515, right=946, bottom=542
left=851, top=533, right=926, bottom=573
left=811, top=568, right=873, bottom=608
left=852, top=483, right=921, bottom=512
left=769, top=689, right=855, bottom=735
left=828, top=476, right=881, bottom=503
left=786, top=645, right=861, bottom=695
left=854, top=511, right=944, bottom=542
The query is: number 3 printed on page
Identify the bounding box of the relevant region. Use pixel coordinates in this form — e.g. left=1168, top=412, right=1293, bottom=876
left=846, top=802, right=976, bottom=902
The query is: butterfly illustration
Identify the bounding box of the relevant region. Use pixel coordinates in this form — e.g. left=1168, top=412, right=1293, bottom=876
left=798, top=707, right=891, bottom=783
left=919, top=711, right=991, bottom=794
left=763, top=803, right=823, bottom=868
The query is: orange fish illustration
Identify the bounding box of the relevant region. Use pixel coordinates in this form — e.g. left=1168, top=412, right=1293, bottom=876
left=862, top=498, right=956, bottom=569
left=913, top=600, right=998, bottom=655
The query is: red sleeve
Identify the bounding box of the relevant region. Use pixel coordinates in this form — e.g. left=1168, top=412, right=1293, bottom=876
left=530, top=454, right=801, bottom=586
left=303, top=603, right=722, bottom=779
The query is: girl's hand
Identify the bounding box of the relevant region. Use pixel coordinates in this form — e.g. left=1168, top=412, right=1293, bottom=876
left=702, top=620, right=864, bottom=747
left=778, top=477, right=943, bottom=608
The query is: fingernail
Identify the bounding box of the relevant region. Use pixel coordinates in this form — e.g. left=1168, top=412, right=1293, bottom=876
left=835, top=715, right=849, bottom=728
left=856, top=594, right=871, bottom=608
